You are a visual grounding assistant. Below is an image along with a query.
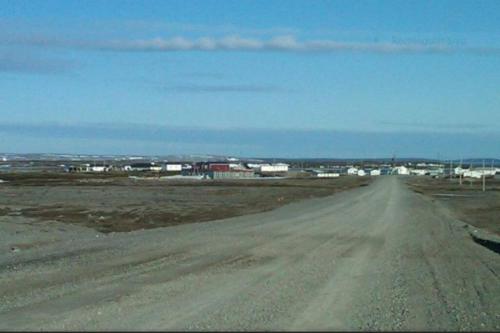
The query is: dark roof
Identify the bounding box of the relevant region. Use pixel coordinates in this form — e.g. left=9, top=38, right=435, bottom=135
left=129, top=162, right=155, bottom=168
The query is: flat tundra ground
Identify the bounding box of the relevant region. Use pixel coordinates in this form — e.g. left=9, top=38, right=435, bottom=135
left=0, top=176, right=499, bottom=330
left=0, top=174, right=370, bottom=233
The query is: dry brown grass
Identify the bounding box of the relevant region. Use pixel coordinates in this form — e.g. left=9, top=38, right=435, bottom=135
left=0, top=173, right=372, bottom=233
left=406, top=176, right=500, bottom=235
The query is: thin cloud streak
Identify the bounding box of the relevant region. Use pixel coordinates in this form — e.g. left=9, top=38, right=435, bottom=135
left=378, top=121, right=499, bottom=133
left=3, top=34, right=500, bottom=55
left=119, top=21, right=300, bottom=36
left=0, top=53, right=74, bottom=74
left=182, top=72, right=226, bottom=79
left=164, top=84, right=288, bottom=93
left=0, top=122, right=498, bottom=158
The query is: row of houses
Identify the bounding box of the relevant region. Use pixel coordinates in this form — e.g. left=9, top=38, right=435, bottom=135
left=65, top=162, right=186, bottom=173
left=64, top=161, right=290, bottom=180
left=453, top=166, right=497, bottom=179
left=391, top=165, right=498, bottom=178
left=192, top=162, right=289, bottom=179
left=302, top=166, right=388, bottom=177
left=63, top=160, right=498, bottom=180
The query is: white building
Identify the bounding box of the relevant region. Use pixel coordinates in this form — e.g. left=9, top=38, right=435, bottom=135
left=464, top=168, right=496, bottom=179
left=164, top=163, right=182, bottom=172
left=259, top=163, right=289, bottom=173
left=347, top=167, right=358, bottom=175
left=393, top=166, right=410, bottom=175
left=480, top=168, right=497, bottom=177
left=410, top=169, right=427, bottom=176
left=316, top=172, right=340, bottom=178
left=370, top=169, right=381, bottom=176
left=90, top=165, right=110, bottom=172
left=246, top=163, right=262, bottom=170
left=357, top=170, right=366, bottom=176
left=150, top=165, right=162, bottom=172
left=123, top=162, right=162, bottom=172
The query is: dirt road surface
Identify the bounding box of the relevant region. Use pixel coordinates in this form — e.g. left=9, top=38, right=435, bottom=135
left=1, top=177, right=499, bottom=330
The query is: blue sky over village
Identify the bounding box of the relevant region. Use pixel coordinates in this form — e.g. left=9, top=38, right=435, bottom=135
left=1, top=0, right=499, bottom=158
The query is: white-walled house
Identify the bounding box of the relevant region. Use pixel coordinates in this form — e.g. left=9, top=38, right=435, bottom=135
left=164, top=163, right=182, bottom=172
left=393, top=166, right=410, bottom=175
left=410, top=169, right=427, bottom=176
left=347, top=167, right=358, bottom=175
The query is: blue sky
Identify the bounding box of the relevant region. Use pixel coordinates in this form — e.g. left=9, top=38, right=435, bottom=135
left=1, top=0, right=499, bottom=158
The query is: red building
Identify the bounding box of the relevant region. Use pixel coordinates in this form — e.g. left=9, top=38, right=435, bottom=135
left=208, top=163, right=230, bottom=172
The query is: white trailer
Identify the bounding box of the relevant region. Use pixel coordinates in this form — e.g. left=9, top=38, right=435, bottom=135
left=164, top=164, right=182, bottom=172
left=260, top=163, right=289, bottom=173
left=317, top=173, right=340, bottom=178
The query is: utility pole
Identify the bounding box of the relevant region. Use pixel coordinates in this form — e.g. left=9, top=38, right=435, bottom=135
left=459, top=156, right=462, bottom=185
left=482, top=159, right=486, bottom=192
left=449, top=159, right=453, bottom=180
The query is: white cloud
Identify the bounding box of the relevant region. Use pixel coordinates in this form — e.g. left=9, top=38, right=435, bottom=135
left=2, top=33, right=500, bottom=55
left=89, top=35, right=500, bottom=55
left=0, top=52, right=74, bottom=74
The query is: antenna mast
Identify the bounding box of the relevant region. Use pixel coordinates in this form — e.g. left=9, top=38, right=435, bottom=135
left=482, top=159, right=486, bottom=192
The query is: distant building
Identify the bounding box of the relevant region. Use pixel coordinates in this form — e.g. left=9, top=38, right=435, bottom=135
left=380, top=167, right=392, bottom=175
left=123, top=162, right=162, bottom=172
left=246, top=163, right=289, bottom=176
left=315, top=172, right=340, bottom=178
left=347, top=167, right=358, bottom=175
left=428, top=167, right=444, bottom=177
left=393, top=166, right=410, bottom=175
left=191, top=161, right=256, bottom=179
left=192, top=162, right=231, bottom=175
left=463, top=168, right=496, bottom=179
left=260, top=163, right=289, bottom=173
left=410, top=169, right=427, bottom=176
left=370, top=169, right=381, bottom=176
left=209, top=163, right=231, bottom=172
left=65, top=163, right=112, bottom=173
left=65, top=164, right=88, bottom=173
left=208, top=170, right=256, bottom=179
left=163, top=163, right=183, bottom=172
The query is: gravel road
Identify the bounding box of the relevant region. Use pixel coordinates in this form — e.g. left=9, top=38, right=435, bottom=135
left=1, top=176, right=499, bottom=330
